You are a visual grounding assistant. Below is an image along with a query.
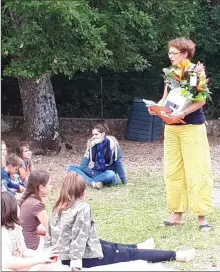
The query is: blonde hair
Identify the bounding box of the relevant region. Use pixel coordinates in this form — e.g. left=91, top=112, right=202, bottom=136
left=168, top=37, right=196, bottom=59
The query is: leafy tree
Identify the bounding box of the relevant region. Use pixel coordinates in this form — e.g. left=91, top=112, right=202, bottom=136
left=191, top=0, right=220, bottom=118
left=2, top=0, right=199, bottom=151
left=2, top=0, right=112, bottom=151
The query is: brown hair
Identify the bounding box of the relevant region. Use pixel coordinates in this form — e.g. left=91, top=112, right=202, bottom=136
left=16, top=141, right=30, bottom=157
left=1, top=191, right=20, bottom=229
left=6, top=155, right=20, bottom=167
left=52, top=172, right=87, bottom=218
left=93, top=123, right=109, bottom=134
left=20, top=170, right=50, bottom=205
left=168, top=37, right=196, bottom=59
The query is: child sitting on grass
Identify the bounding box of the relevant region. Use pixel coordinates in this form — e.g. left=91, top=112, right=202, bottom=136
left=1, top=155, right=24, bottom=198
left=19, top=170, right=52, bottom=251
left=16, top=141, right=34, bottom=187
left=1, top=191, right=60, bottom=271
left=47, top=172, right=196, bottom=271
left=1, top=140, right=7, bottom=168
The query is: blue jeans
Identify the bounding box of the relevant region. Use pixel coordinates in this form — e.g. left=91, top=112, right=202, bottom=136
left=67, top=165, right=118, bottom=185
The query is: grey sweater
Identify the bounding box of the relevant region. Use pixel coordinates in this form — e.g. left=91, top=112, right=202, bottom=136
left=45, top=199, right=103, bottom=262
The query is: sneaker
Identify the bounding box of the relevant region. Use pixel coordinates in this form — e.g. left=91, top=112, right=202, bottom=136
left=91, top=181, right=96, bottom=188
left=176, top=248, right=196, bottom=262
left=137, top=237, right=155, bottom=249
left=95, top=182, right=103, bottom=189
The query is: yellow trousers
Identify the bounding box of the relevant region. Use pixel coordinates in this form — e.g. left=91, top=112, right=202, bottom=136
left=164, top=124, right=214, bottom=215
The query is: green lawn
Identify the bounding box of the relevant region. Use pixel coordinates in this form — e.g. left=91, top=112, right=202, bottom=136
left=46, top=170, right=220, bottom=271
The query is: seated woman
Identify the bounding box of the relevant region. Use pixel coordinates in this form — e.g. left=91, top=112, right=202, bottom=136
left=1, top=191, right=58, bottom=271
left=67, top=123, right=127, bottom=189
left=46, top=172, right=195, bottom=271
left=19, top=170, right=52, bottom=251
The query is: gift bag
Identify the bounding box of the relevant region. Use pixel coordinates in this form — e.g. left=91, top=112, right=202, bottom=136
left=163, top=88, right=192, bottom=112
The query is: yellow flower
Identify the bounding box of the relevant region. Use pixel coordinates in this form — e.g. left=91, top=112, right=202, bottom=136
left=197, top=78, right=208, bottom=91
left=176, top=59, right=191, bottom=70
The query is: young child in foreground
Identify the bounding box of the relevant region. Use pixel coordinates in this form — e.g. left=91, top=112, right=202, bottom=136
left=46, top=172, right=196, bottom=271
left=1, top=191, right=60, bottom=271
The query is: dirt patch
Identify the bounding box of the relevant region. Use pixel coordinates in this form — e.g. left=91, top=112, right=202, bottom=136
left=2, top=131, right=220, bottom=179
left=2, top=131, right=220, bottom=206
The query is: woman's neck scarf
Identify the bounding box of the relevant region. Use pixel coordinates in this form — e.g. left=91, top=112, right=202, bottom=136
left=94, top=138, right=111, bottom=171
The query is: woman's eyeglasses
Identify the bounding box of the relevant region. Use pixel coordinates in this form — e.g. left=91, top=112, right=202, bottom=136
left=168, top=51, right=181, bottom=57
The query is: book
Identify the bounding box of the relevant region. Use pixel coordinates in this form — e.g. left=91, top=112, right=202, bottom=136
left=142, top=99, right=186, bottom=125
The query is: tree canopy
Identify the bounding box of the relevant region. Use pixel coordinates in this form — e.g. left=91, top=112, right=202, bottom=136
left=2, top=0, right=199, bottom=78
left=1, top=0, right=220, bottom=123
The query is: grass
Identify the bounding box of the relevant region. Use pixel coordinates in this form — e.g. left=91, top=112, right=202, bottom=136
left=46, top=170, right=220, bottom=271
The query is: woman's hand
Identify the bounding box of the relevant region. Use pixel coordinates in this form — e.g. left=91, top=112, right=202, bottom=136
left=167, top=106, right=186, bottom=119
left=147, top=107, right=157, bottom=115
left=147, top=99, right=165, bottom=115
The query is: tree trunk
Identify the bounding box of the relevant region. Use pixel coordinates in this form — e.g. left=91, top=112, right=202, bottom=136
left=18, top=75, right=60, bottom=152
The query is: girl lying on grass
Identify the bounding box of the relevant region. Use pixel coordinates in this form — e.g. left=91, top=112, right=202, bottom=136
left=46, top=172, right=196, bottom=271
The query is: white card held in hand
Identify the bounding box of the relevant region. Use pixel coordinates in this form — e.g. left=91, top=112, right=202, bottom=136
left=142, top=99, right=157, bottom=106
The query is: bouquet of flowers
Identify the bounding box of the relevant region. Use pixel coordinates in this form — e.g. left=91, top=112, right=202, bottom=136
left=163, top=59, right=211, bottom=102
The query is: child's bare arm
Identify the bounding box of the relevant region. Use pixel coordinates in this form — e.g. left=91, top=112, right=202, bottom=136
left=37, top=224, right=47, bottom=236
left=36, top=210, right=49, bottom=231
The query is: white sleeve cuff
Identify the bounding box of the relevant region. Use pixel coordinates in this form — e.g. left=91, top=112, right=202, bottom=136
left=70, top=259, right=82, bottom=269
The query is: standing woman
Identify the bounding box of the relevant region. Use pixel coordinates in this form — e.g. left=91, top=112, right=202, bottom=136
left=149, top=37, right=214, bottom=230
left=67, top=123, right=127, bottom=189
left=19, top=170, right=52, bottom=250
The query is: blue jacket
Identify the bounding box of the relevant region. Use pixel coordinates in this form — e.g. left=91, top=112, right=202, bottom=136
left=81, top=136, right=127, bottom=184
left=1, top=168, right=19, bottom=195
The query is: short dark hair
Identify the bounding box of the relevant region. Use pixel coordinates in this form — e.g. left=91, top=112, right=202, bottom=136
left=1, top=191, right=20, bottom=229
left=16, top=141, right=30, bottom=157
left=6, top=155, right=20, bottom=167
